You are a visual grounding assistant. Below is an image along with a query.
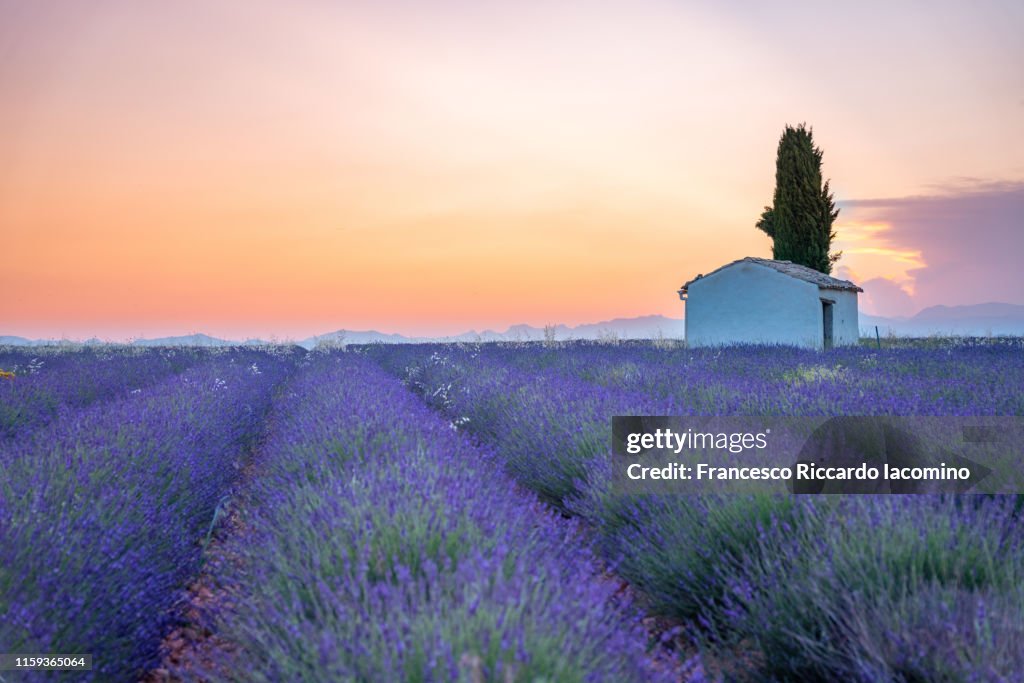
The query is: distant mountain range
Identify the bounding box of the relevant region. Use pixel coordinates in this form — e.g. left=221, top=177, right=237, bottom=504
left=300, top=315, right=685, bottom=349
left=3, top=304, right=1024, bottom=347
left=0, top=316, right=686, bottom=348
left=861, top=303, right=1024, bottom=338
left=0, top=333, right=266, bottom=347
left=133, top=333, right=239, bottom=347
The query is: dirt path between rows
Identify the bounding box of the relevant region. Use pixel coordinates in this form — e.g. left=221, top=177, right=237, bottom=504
left=140, top=459, right=258, bottom=683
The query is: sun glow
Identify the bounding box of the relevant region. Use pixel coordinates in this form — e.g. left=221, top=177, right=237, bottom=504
left=833, top=221, right=925, bottom=295
left=1, top=1, right=1022, bottom=339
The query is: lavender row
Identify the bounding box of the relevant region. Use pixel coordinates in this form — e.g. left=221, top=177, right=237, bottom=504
left=202, top=352, right=682, bottom=682
left=369, top=344, right=790, bottom=630
left=383, top=339, right=1024, bottom=416
left=370, top=341, right=1024, bottom=505
left=0, top=346, right=205, bottom=440
left=0, top=348, right=298, bottom=681
left=370, top=345, right=667, bottom=507
left=718, top=494, right=1024, bottom=680
left=369, top=343, right=1024, bottom=680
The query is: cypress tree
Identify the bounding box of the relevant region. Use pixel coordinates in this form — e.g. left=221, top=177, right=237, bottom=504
left=756, top=123, right=841, bottom=273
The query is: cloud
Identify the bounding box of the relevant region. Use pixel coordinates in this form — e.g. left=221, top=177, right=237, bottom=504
left=838, top=180, right=1024, bottom=311
left=835, top=263, right=915, bottom=317
left=859, top=277, right=917, bottom=318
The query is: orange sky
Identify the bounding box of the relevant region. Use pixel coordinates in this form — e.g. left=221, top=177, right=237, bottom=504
left=2, top=0, right=1022, bottom=339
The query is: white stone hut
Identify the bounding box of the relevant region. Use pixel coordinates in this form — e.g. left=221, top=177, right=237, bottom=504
left=678, top=257, right=862, bottom=349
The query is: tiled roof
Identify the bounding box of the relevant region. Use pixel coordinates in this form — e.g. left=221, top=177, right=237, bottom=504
left=680, top=257, right=863, bottom=293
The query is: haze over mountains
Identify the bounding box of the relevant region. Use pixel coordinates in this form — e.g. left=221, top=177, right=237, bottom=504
left=860, top=303, right=1024, bottom=338
left=3, top=304, right=1024, bottom=347
left=0, top=316, right=686, bottom=348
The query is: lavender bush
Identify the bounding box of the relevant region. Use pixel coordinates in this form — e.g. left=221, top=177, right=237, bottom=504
left=0, top=348, right=297, bottom=680
left=725, top=495, right=1024, bottom=681
left=844, top=582, right=1024, bottom=682
left=371, top=345, right=667, bottom=508
left=387, top=339, right=1024, bottom=416
left=0, top=346, right=202, bottom=439
left=204, top=352, right=673, bottom=682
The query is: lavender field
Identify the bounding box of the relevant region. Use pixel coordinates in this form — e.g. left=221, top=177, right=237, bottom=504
left=2, top=340, right=1023, bottom=682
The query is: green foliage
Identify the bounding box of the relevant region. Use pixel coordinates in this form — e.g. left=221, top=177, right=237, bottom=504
left=755, top=205, right=775, bottom=239
left=758, top=123, right=842, bottom=273
left=731, top=496, right=1024, bottom=681
left=573, top=487, right=813, bottom=629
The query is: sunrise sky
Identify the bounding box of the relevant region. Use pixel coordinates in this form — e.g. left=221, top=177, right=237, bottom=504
left=2, top=0, right=1022, bottom=340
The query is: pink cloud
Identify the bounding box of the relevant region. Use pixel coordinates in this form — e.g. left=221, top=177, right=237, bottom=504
left=839, top=180, right=1024, bottom=312
left=859, top=277, right=917, bottom=318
